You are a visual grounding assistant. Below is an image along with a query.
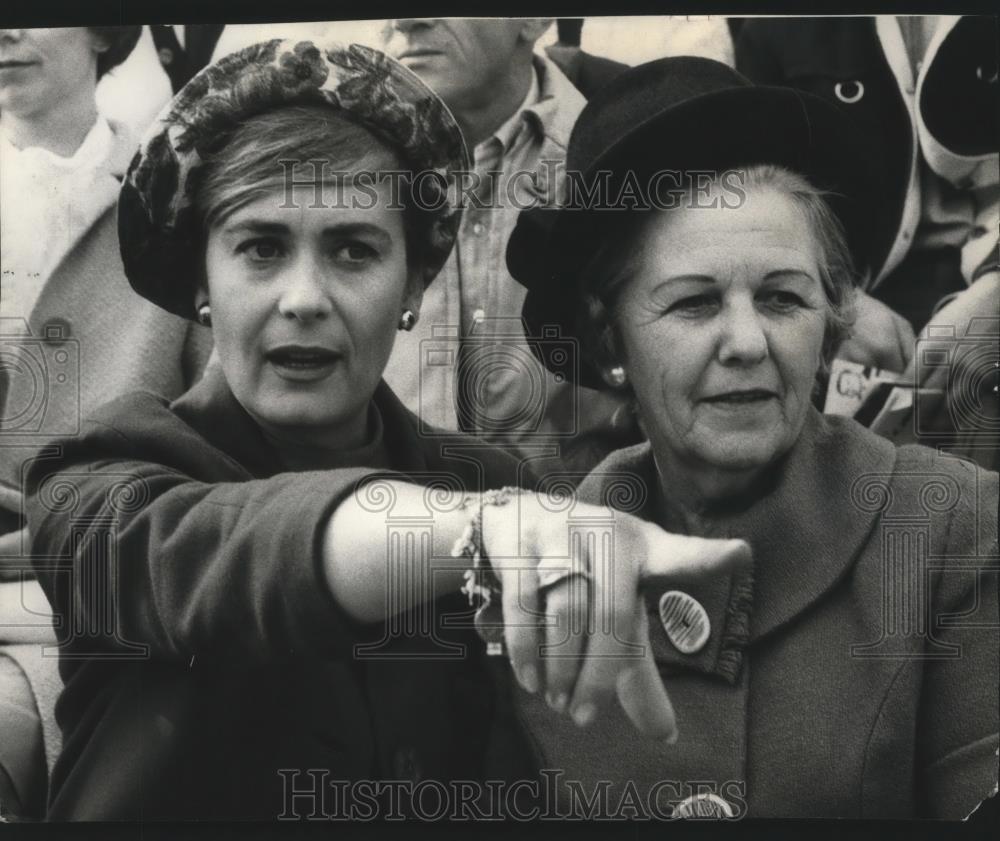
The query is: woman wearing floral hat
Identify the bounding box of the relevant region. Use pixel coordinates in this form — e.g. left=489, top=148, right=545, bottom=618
left=23, top=40, right=742, bottom=820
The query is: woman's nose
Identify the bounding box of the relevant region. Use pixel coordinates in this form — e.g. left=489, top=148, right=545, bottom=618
left=717, top=300, right=768, bottom=365
left=276, top=260, right=334, bottom=322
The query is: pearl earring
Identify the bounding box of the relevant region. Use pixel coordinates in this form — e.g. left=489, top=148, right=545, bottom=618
left=398, top=309, right=416, bottom=331
left=607, top=365, right=627, bottom=387
left=196, top=302, right=212, bottom=327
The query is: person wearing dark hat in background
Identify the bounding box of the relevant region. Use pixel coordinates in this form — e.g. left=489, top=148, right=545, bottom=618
left=22, top=40, right=742, bottom=819
left=505, top=55, right=998, bottom=818
left=0, top=25, right=212, bottom=820
left=95, top=25, right=227, bottom=139
left=149, top=24, right=225, bottom=93
left=379, top=18, right=638, bottom=479
left=736, top=16, right=998, bottom=470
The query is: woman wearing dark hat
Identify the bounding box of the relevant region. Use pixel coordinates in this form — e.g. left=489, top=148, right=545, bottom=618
left=506, top=56, right=998, bottom=819
left=21, top=40, right=742, bottom=820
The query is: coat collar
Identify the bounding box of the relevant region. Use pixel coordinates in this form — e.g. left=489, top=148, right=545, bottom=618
left=58, top=118, right=135, bottom=256
left=170, top=364, right=433, bottom=479
left=104, top=118, right=137, bottom=180
left=581, top=409, right=899, bottom=644
left=523, top=52, right=586, bottom=155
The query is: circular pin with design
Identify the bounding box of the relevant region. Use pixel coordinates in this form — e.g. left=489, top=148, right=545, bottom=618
left=658, top=590, right=710, bottom=654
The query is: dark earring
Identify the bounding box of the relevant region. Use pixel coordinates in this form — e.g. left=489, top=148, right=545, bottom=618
left=398, top=309, right=416, bottom=331
left=197, top=302, right=212, bottom=327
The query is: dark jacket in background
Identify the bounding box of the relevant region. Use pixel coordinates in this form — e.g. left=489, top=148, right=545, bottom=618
left=149, top=24, right=226, bottom=93
left=545, top=44, right=628, bottom=100
left=736, top=16, right=999, bottom=327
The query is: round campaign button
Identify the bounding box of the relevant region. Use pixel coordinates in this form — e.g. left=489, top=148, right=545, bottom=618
left=673, top=792, right=736, bottom=819
left=658, top=590, right=710, bottom=654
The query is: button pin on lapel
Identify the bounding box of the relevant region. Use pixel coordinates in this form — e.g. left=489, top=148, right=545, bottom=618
left=834, top=80, right=864, bottom=104
left=673, top=792, right=736, bottom=819
left=659, top=590, right=710, bottom=654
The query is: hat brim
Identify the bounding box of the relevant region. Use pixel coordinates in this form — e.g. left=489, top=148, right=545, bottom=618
left=119, top=40, right=469, bottom=323
left=511, top=85, right=883, bottom=391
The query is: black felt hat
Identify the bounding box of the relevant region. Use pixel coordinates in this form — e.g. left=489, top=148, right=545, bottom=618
left=507, top=56, right=883, bottom=389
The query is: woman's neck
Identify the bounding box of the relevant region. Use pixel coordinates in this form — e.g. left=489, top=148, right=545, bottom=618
left=2, top=87, right=99, bottom=157
left=454, top=58, right=534, bottom=148
left=652, top=454, right=775, bottom=534
left=258, top=407, right=377, bottom=471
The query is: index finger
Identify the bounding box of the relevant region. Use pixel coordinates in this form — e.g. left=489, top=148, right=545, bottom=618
left=617, top=608, right=678, bottom=742
left=640, top=532, right=751, bottom=581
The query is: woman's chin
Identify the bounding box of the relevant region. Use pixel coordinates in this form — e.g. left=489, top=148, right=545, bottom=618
left=688, top=432, right=791, bottom=475
left=249, top=399, right=363, bottom=441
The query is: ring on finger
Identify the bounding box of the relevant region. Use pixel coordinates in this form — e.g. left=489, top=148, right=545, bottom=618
left=536, top=553, right=592, bottom=593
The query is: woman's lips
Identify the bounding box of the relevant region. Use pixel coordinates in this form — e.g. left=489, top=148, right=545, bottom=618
left=265, top=346, right=342, bottom=382
left=397, top=49, right=444, bottom=63
left=0, top=61, right=37, bottom=76
left=701, top=389, right=778, bottom=405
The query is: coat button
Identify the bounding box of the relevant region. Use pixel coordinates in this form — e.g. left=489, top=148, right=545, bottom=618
left=659, top=590, right=710, bottom=654
left=673, top=792, right=736, bottom=818
left=40, top=317, right=72, bottom=345
left=158, top=47, right=174, bottom=66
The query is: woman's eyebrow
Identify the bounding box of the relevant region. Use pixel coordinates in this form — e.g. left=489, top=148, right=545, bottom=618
left=763, top=268, right=816, bottom=282
left=218, top=219, right=288, bottom=237
left=319, top=222, right=392, bottom=244
left=217, top=220, right=393, bottom=244
left=649, top=275, right=715, bottom=295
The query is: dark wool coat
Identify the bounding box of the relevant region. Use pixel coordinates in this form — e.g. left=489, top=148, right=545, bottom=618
left=514, top=410, right=998, bottom=819
left=25, top=368, right=534, bottom=820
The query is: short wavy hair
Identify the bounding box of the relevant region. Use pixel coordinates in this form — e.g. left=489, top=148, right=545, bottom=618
left=89, top=26, right=142, bottom=80
left=194, top=104, right=436, bottom=293
left=579, top=164, right=859, bottom=383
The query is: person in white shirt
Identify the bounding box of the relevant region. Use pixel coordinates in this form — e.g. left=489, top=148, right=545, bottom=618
left=0, top=25, right=212, bottom=820
left=379, top=18, right=638, bottom=479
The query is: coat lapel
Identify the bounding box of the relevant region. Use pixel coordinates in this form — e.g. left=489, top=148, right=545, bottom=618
left=30, top=120, right=135, bottom=307
left=723, top=410, right=898, bottom=641
left=170, top=364, right=284, bottom=477
left=581, top=410, right=900, bottom=648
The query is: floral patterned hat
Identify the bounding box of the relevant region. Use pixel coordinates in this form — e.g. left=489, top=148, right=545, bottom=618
left=118, top=39, right=470, bottom=321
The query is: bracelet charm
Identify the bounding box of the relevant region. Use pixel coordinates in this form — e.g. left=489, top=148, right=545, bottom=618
left=451, top=487, right=521, bottom=656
